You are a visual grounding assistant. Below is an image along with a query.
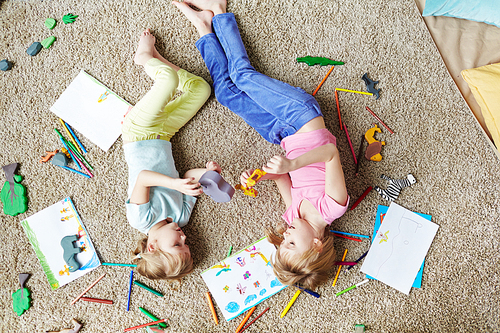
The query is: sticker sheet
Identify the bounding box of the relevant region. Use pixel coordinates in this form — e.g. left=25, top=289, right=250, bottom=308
left=201, top=237, right=286, bottom=321
left=20, top=197, right=100, bottom=290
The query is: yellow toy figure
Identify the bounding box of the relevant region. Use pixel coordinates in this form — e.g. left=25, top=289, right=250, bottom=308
left=235, top=169, right=266, bottom=197
left=364, top=124, right=385, bottom=162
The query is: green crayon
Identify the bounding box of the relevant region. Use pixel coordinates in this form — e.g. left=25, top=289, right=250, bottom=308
left=139, top=307, right=168, bottom=328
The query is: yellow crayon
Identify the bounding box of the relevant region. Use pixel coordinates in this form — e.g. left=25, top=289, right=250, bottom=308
left=280, top=289, right=301, bottom=318
left=335, top=88, right=373, bottom=96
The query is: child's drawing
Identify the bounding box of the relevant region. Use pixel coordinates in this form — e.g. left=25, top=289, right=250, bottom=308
left=361, top=203, right=438, bottom=295
left=20, top=197, right=100, bottom=290
left=201, top=237, right=286, bottom=321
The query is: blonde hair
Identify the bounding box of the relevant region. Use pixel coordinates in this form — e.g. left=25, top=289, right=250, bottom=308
left=131, top=237, right=193, bottom=281
left=265, top=223, right=336, bottom=290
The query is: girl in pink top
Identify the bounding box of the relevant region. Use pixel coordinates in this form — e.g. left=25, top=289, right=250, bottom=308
left=173, top=0, right=349, bottom=290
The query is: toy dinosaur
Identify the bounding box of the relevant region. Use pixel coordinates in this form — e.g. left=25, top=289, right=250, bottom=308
left=297, top=56, right=344, bottom=66
left=362, top=73, right=380, bottom=99
left=1, top=163, right=28, bottom=216
left=364, top=124, right=385, bottom=162
left=199, top=170, right=235, bottom=203
left=46, top=318, right=82, bottom=333
left=60, top=235, right=82, bottom=272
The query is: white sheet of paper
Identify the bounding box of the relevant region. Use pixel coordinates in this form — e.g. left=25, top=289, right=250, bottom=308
left=201, top=237, right=286, bottom=321
left=360, top=202, right=439, bottom=295
left=20, top=197, right=100, bottom=290
left=50, top=70, right=130, bottom=152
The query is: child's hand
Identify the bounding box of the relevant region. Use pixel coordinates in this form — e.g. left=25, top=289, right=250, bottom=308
left=173, top=177, right=203, bottom=196
left=240, top=169, right=255, bottom=187
left=262, top=155, right=294, bottom=174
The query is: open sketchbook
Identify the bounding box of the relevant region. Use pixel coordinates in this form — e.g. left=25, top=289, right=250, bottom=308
left=201, top=237, right=286, bottom=321
left=20, top=197, right=100, bottom=290
left=360, top=202, right=438, bottom=295
left=50, top=70, right=131, bottom=152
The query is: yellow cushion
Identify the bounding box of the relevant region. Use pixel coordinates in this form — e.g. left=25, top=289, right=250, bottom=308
left=462, top=63, right=500, bottom=148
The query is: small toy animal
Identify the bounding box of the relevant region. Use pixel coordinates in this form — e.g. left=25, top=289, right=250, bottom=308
left=362, top=73, right=380, bottom=99
left=374, top=174, right=417, bottom=201
left=364, top=124, right=385, bottom=161
left=46, top=318, right=82, bottom=333
left=199, top=170, right=235, bottom=203
left=60, top=235, right=82, bottom=272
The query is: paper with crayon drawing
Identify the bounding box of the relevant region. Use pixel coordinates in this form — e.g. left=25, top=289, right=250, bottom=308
left=20, top=197, right=100, bottom=290
left=201, top=237, right=286, bottom=321
left=360, top=202, right=438, bottom=295
left=50, top=70, right=131, bottom=152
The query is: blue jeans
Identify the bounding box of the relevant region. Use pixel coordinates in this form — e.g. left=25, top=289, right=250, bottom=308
left=195, top=13, right=323, bottom=144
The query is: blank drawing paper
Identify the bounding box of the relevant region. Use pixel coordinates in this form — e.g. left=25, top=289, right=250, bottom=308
left=50, top=70, right=131, bottom=152
left=360, top=202, right=439, bottom=295
left=201, top=237, right=286, bottom=321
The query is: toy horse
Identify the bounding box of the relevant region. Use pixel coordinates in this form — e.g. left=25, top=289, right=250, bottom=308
left=364, top=124, right=385, bottom=162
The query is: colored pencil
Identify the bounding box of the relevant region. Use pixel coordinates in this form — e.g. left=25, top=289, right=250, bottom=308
left=335, top=90, right=342, bottom=131
left=350, top=186, right=373, bottom=211
left=60, top=118, right=82, bottom=154
left=102, top=263, right=137, bottom=267
left=127, top=270, right=133, bottom=311
left=70, top=272, right=106, bottom=305
left=336, top=88, right=373, bottom=96
left=70, top=151, right=93, bottom=177
left=65, top=121, right=88, bottom=153
left=205, top=292, right=218, bottom=325
left=235, top=306, right=256, bottom=333
left=280, top=290, right=301, bottom=318
left=56, top=165, right=91, bottom=179
left=336, top=279, right=369, bottom=296
left=355, top=134, right=365, bottom=176
left=227, top=245, right=233, bottom=258
left=55, top=129, right=81, bottom=170
left=66, top=140, right=93, bottom=170
left=124, top=319, right=167, bottom=332
left=295, top=285, right=320, bottom=298
left=365, top=106, right=394, bottom=134
left=312, top=65, right=334, bottom=96
left=139, top=307, right=168, bottom=328
left=239, top=307, right=270, bottom=333
left=343, top=122, right=357, bottom=165
left=134, top=281, right=164, bottom=297
left=330, top=230, right=370, bottom=239
left=346, top=251, right=368, bottom=272
left=332, top=233, right=362, bottom=242
left=80, top=296, right=113, bottom=305
left=334, top=261, right=358, bottom=266
left=332, top=249, right=347, bottom=287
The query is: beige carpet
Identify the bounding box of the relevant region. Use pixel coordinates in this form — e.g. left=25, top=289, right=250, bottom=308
left=1, top=0, right=499, bottom=332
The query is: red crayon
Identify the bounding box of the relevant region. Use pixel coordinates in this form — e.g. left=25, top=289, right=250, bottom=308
left=350, top=186, right=373, bottom=211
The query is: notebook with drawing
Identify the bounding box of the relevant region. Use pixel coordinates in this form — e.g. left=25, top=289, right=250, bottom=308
left=201, top=237, right=286, bottom=321
left=360, top=202, right=438, bottom=295
left=50, top=70, right=131, bottom=152
left=20, top=197, right=100, bottom=290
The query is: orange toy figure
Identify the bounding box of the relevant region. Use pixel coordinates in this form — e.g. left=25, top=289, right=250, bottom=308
left=39, top=150, right=58, bottom=163
left=245, top=169, right=267, bottom=187
left=364, top=124, right=385, bottom=162
left=235, top=184, right=258, bottom=197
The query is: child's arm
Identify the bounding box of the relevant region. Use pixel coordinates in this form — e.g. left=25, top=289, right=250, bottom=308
left=129, top=170, right=203, bottom=205
left=263, top=143, right=348, bottom=206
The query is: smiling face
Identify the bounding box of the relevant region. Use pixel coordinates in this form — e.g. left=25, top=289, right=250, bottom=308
left=279, top=218, right=322, bottom=259
left=147, top=219, right=190, bottom=257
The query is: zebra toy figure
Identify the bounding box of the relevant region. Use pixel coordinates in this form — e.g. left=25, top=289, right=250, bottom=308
left=374, top=174, right=416, bottom=201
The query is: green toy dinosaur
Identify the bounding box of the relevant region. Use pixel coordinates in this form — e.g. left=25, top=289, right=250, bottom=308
left=296, top=56, right=344, bottom=66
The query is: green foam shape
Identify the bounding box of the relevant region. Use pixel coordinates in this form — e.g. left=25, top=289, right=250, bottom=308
left=62, top=13, right=78, bottom=24
left=1, top=174, right=28, bottom=216
left=12, top=288, right=31, bottom=316
left=41, top=36, right=56, bottom=49
left=44, top=18, right=57, bottom=29
left=296, top=56, right=344, bottom=66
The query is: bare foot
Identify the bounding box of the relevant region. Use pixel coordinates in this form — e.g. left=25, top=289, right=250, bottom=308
left=206, top=161, right=222, bottom=174
left=134, top=29, right=156, bottom=66
left=183, top=0, right=226, bottom=15
left=172, top=1, right=214, bottom=37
